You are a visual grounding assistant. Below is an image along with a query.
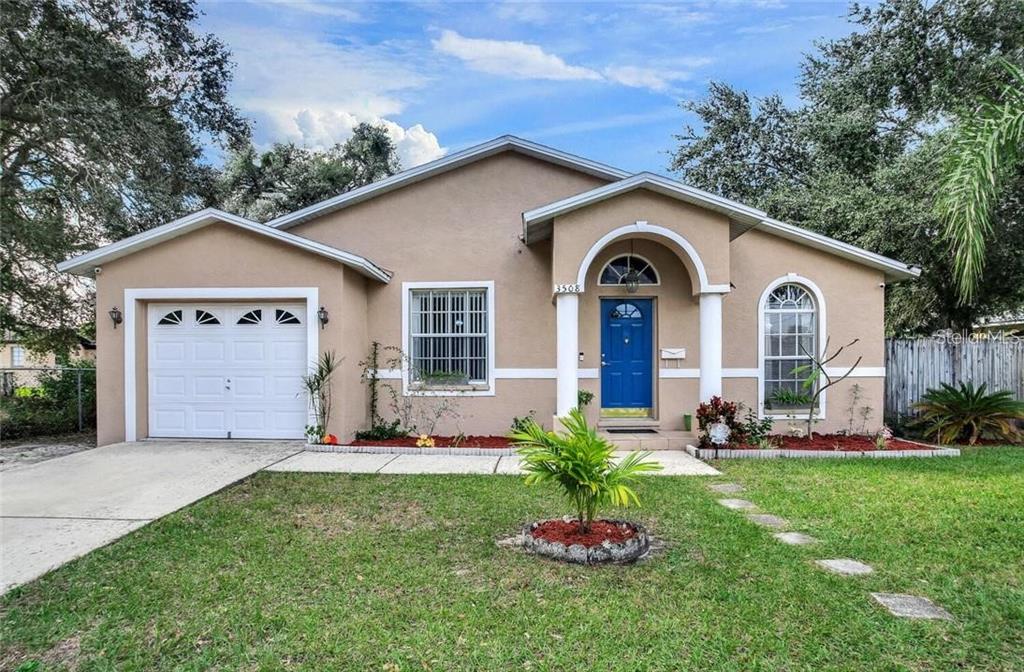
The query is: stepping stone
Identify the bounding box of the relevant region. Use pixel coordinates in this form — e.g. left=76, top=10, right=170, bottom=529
left=746, top=514, right=788, bottom=529
left=816, top=558, right=874, bottom=576
left=717, top=498, right=757, bottom=511
left=871, top=593, right=954, bottom=621
left=709, top=482, right=745, bottom=494
left=774, top=531, right=818, bottom=545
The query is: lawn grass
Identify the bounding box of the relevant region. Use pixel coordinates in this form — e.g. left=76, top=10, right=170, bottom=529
left=2, top=447, right=1022, bottom=671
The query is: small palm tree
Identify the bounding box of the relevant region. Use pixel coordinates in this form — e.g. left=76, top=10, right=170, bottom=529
left=936, top=59, right=1024, bottom=304
left=913, top=382, right=1024, bottom=445
left=510, top=408, right=662, bottom=534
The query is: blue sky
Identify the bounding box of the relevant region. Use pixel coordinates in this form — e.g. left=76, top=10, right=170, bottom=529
left=198, top=0, right=859, bottom=174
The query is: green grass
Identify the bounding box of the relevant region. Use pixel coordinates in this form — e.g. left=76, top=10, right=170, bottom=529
left=2, top=448, right=1022, bottom=671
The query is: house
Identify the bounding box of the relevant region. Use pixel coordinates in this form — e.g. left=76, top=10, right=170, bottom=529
left=57, top=136, right=919, bottom=446
left=1, top=334, right=95, bottom=395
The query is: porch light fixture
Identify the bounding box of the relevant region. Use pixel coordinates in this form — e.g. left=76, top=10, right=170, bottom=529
left=623, top=240, right=641, bottom=293
left=317, top=306, right=329, bottom=329
left=109, top=306, right=123, bottom=329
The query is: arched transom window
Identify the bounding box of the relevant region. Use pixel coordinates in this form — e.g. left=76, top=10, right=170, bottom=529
left=763, top=284, right=818, bottom=412
left=599, top=255, right=658, bottom=286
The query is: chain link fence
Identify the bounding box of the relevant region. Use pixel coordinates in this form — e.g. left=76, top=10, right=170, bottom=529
left=1, top=366, right=97, bottom=438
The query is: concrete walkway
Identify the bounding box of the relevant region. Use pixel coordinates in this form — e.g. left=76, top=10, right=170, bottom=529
left=267, top=449, right=720, bottom=476
left=0, top=441, right=300, bottom=594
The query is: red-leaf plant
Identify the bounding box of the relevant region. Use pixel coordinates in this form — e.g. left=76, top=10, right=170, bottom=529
left=695, top=396, right=748, bottom=449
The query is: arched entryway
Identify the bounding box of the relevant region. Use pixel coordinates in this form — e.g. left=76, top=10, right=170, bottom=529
left=555, top=221, right=728, bottom=419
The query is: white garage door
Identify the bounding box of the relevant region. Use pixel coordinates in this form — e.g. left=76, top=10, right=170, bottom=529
left=148, top=303, right=308, bottom=439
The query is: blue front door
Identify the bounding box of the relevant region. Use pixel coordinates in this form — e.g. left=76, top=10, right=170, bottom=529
left=601, top=298, right=653, bottom=411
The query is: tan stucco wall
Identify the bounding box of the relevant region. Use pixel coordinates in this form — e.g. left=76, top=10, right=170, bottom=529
left=94, top=222, right=363, bottom=446
left=551, top=189, right=732, bottom=293
left=88, top=149, right=892, bottom=441
left=725, top=228, right=887, bottom=432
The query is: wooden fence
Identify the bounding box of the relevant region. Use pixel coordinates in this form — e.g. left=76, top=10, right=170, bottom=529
left=884, top=337, right=1024, bottom=421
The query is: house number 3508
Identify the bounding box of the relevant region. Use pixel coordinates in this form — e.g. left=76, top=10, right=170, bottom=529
left=554, top=283, right=582, bottom=294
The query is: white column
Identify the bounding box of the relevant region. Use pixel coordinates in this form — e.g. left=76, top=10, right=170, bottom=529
left=699, top=292, right=723, bottom=401
left=555, top=292, right=579, bottom=418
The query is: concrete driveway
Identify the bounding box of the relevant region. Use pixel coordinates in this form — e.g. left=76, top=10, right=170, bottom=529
left=0, top=441, right=300, bottom=594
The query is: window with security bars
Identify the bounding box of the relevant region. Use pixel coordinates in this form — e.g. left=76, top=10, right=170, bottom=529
left=763, top=284, right=817, bottom=411
left=409, top=288, right=488, bottom=386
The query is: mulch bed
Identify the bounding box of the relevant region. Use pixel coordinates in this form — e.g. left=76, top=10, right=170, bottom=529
left=737, top=433, right=928, bottom=451
left=530, top=519, right=638, bottom=548
left=350, top=435, right=512, bottom=448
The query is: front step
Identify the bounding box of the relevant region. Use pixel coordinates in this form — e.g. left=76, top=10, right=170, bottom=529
left=597, top=429, right=696, bottom=451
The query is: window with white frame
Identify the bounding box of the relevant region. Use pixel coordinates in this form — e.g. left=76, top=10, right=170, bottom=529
left=409, top=287, right=489, bottom=387
left=11, top=345, right=26, bottom=367
left=763, top=284, right=817, bottom=412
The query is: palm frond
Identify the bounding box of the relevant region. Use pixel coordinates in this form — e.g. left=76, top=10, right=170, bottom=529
left=936, top=59, right=1024, bottom=303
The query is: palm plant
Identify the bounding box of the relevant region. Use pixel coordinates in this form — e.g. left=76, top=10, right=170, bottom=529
left=913, top=382, right=1024, bottom=445
left=936, top=59, right=1024, bottom=304
left=510, top=408, right=662, bottom=534
left=301, top=350, right=341, bottom=441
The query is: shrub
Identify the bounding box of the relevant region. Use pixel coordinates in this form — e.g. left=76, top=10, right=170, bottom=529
left=301, top=351, right=340, bottom=443
left=695, top=396, right=746, bottom=448
left=577, top=389, right=595, bottom=407
left=510, top=410, right=537, bottom=435
left=510, top=408, right=662, bottom=533
left=913, top=382, right=1024, bottom=445
left=740, top=408, right=777, bottom=449
left=0, top=361, right=96, bottom=439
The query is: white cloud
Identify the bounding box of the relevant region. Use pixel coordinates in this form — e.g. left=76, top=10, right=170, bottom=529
left=603, top=66, right=691, bottom=92
left=216, top=26, right=445, bottom=167
left=495, top=1, right=549, bottom=24
left=432, top=29, right=601, bottom=81
left=291, top=110, right=445, bottom=167
left=250, top=0, right=364, bottom=21
left=432, top=29, right=710, bottom=94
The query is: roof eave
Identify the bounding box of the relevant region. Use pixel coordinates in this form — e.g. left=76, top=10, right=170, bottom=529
left=522, top=173, right=766, bottom=242
left=57, top=208, right=392, bottom=283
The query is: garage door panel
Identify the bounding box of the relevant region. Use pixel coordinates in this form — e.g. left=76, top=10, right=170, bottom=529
left=193, top=341, right=227, bottom=363
left=152, top=375, right=186, bottom=399
left=233, top=341, right=266, bottom=363
left=152, top=409, right=186, bottom=434
left=233, top=376, right=266, bottom=398
left=148, top=302, right=307, bottom=440
left=193, top=376, right=227, bottom=399
left=271, top=340, right=305, bottom=364
left=153, top=341, right=186, bottom=364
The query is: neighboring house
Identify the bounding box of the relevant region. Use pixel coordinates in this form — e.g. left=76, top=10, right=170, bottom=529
left=1, top=335, right=95, bottom=393
left=58, top=136, right=919, bottom=446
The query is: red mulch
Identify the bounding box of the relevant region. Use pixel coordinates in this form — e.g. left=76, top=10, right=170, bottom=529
left=350, top=435, right=512, bottom=448
left=531, top=519, right=637, bottom=548
left=737, top=433, right=930, bottom=451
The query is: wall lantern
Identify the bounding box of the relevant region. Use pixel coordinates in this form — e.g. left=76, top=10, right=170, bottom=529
left=109, top=306, right=123, bottom=329
left=317, top=306, right=329, bottom=329
left=623, top=268, right=641, bottom=294
left=623, top=239, right=641, bottom=293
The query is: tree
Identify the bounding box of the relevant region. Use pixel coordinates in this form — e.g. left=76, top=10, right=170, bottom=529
left=215, top=123, right=401, bottom=222
left=671, top=0, right=1024, bottom=333
left=0, top=0, right=248, bottom=352
left=936, top=60, right=1024, bottom=303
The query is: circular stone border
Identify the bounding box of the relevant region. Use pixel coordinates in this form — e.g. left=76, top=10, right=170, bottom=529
left=520, top=518, right=651, bottom=565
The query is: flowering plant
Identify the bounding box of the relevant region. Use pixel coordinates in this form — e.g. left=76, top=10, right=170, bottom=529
left=416, top=434, right=436, bottom=448
left=695, top=396, right=747, bottom=448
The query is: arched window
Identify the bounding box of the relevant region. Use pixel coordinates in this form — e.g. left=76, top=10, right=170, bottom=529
left=195, top=309, right=221, bottom=325
left=599, top=255, right=658, bottom=286
left=762, top=283, right=818, bottom=412
left=157, top=310, right=182, bottom=326
left=275, top=309, right=301, bottom=325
